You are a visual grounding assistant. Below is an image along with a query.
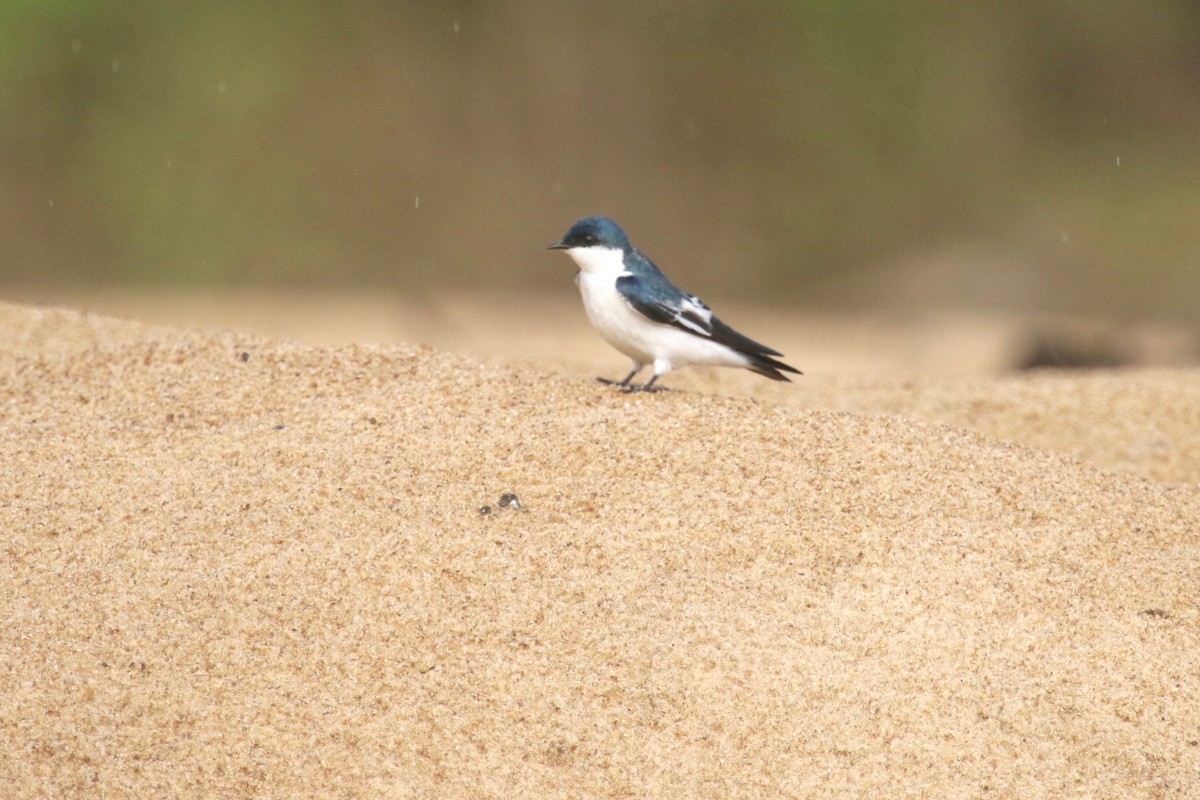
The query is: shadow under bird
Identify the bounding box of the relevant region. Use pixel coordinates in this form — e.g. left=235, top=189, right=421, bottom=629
left=548, top=216, right=801, bottom=391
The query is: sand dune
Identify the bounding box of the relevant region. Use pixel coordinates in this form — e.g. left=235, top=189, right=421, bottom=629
left=2, top=301, right=1198, bottom=798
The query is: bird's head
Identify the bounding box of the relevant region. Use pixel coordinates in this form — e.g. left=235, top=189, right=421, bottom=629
left=548, top=216, right=631, bottom=274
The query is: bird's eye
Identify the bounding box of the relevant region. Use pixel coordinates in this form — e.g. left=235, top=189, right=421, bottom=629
left=582, top=234, right=596, bottom=245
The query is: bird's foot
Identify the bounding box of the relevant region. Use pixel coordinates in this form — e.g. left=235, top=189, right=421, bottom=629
left=597, top=376, right=666, bottom=393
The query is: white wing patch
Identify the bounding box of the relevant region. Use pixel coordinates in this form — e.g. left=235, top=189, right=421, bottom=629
left=670, top=295, right=714, bottom=336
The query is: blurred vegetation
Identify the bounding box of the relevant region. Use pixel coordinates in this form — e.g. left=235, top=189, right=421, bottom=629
left=2, top=1, right=1199, bottom=319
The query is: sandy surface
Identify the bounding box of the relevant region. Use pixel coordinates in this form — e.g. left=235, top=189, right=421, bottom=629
left=2, top=300, right=1199, bottom=798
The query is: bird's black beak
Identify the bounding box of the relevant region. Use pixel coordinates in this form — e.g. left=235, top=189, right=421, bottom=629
left=547, top=240, right=569, bottom=250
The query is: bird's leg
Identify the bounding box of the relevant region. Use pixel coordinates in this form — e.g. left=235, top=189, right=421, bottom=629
left=597, top=362, right=642, bottom=388
left=635, top=374, right=663, bottom=393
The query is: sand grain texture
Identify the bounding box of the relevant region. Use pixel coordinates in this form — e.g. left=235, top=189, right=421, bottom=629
left=2, top=302, right=1199, bottom=798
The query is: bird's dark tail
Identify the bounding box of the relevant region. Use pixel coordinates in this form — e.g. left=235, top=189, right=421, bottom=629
left=706, top=316, right=802, bottom=382
left=744, top=352, right=802, bottom=382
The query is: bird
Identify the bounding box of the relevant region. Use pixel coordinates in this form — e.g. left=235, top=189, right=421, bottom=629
left=548, top=216, right=801, bottom=391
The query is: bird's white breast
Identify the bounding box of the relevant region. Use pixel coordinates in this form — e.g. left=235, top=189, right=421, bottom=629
left=576, top=269, right=656, bottom=363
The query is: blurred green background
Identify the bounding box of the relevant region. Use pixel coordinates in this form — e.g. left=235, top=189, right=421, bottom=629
left=3, top=1, right=1199, bottom=321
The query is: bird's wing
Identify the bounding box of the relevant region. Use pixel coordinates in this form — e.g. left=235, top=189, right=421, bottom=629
left=616, top=271, right=713, bottom=333
left=616, top=271, right=784, bottom=358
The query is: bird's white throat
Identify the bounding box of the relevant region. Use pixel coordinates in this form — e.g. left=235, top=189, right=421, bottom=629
left=563, top=245, right=627, bottom=276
